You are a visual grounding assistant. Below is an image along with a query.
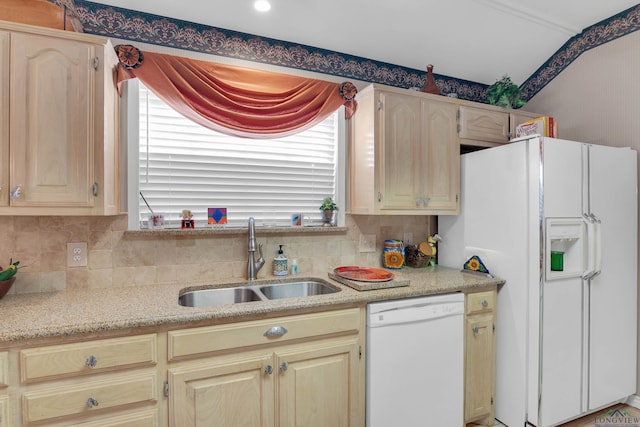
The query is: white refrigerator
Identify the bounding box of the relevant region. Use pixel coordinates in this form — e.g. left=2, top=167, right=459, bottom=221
left=439, top=136, right=637, bottom=427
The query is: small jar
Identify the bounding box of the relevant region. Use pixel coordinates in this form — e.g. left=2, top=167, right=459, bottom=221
left=382, top=239, right=405, bottom=269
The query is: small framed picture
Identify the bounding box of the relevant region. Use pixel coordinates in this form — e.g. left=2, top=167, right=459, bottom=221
left=208, top=208, right=227, bottom=225
left=291, top=213, right=302, bottom=227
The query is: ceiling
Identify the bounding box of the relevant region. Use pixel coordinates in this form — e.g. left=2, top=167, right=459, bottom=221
left=91, top=0, right=639, bottom=86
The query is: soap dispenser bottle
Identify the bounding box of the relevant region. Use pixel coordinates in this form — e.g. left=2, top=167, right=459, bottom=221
left=274, top=245, right=288, bottom=276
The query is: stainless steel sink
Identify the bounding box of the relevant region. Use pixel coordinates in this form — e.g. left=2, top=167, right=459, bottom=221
left=178, top=278, right=341, bottom=307
left=179, top=287, right=262, bottom=307
left=259, top=281, right=340, bottom=300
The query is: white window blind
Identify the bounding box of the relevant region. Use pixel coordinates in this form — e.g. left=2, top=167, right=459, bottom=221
left=136, top=82, right=340, bottom=229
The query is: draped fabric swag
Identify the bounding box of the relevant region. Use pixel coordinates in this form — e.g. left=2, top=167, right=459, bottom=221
left=116, top=49, right=356, bottom=139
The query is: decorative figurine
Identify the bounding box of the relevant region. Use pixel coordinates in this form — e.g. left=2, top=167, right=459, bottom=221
left=181, top=209, right=195, bottom=229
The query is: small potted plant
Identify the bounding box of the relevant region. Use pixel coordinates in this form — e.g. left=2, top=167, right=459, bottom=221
left=319, top=197, right=338, bottom=226
left=486, top=75, right=526, bottom=109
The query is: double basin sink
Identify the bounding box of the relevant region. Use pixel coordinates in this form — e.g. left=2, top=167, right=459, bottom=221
left=179, top=278, right=341, bottom=308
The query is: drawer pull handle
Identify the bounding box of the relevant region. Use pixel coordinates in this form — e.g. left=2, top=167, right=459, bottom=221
left=280, top=362, right=288, bottom=372
left=85, top=355, right=98, bottom=367
left=472, top=326, right=479, bottom=335
left=264, top=326, right=288, bottom=338
left=481, top=300, right=489, bottom=308
left=264, top=365, right=273, bottom=375
left=86, top=397, right=99, bottom=408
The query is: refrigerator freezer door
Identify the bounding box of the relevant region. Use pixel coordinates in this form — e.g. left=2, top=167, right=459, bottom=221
left=538, top=139, right=585, bottom=427
left=439, top=140, right=539, bottom=427
left=587, top=144, right=637, bottom=410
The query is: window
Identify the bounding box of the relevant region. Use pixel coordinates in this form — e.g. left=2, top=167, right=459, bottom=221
left=125, top=80, right=345, bottom=230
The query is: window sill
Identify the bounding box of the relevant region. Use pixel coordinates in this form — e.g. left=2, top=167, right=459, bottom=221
left=124, top=225, right=348, bottom=238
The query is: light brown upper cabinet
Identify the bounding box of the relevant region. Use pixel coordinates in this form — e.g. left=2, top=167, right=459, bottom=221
left=0, top=21, right=120, bottom=215
left=350, top=84, right=460, bottom=215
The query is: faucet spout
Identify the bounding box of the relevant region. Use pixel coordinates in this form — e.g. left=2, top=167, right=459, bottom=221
left=247, top=217, right=265, bottom=280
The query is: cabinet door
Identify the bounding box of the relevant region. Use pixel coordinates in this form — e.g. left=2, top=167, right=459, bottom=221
left=169, top=355, right=275, bottom=427
left=0, top=31, right=8, bottom=207
left=379, top=91, right=423, bottom=210
left=465, top=313, right=495, bottom=424
left=9, top=32, right=94, bottom=207
left=0, top=395, right=8, bottom=427
left=459, top=106, right=509, bottom=144
left=423, top=99, right=459, bottom=212
left=277, top=338, right=359, bottom=427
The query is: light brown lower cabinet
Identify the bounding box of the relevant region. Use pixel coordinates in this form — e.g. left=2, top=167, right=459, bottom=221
left=464, top=288, right=497, bottom=426
left=167, top=308, right=365, bottom=427
left=3, top=334, right=160, bottom=426
left=0, top=298, right=496, bottom=426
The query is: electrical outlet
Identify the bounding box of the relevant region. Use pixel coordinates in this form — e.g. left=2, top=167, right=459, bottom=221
left=67, top=242, right=88, bottom=267
left=359, top=234, right=377, bottom=253
left=403, top=232, right=414, bottom=245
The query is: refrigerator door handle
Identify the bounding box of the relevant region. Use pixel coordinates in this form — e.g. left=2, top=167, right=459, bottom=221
left=581, top=214, right=597, bottom=280
left=590, top=214, right=602, bottom=278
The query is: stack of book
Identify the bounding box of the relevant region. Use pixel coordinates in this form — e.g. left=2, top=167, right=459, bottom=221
left=515, top=116, right=557, bottom=138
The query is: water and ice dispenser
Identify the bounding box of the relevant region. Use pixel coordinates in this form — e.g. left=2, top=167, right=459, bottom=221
left=545, top=218, right=588, bottom=280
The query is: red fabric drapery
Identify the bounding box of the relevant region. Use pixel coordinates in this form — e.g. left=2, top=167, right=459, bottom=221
left=116, top=48, right=356, bottom=139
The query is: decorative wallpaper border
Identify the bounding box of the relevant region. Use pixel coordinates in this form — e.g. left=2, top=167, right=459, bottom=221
left=522, top=4, right=640, bottom=100
left=73, top=0, right=489, bottom=103
left=71, top=1, right=640, bottom=104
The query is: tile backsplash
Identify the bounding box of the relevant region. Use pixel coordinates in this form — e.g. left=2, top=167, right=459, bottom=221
left=0, top=215, right=433, bottom=294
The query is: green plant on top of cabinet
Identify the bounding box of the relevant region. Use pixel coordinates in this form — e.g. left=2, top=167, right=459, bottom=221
left=350, top=84, right=460, bottom=215
left=0, top=21, right=120, bottom=215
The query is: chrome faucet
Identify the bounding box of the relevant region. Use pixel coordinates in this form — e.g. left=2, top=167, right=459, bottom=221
left=247, top=217, right=265, bottom=280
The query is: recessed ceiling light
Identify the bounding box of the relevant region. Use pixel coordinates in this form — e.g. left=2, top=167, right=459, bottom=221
left=254, top=0, right=271, bottom=12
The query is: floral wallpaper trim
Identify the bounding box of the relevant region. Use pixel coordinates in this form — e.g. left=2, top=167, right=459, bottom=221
left=521, top=4, right=640, bottom=100
left=71, top=1, right=640, bottom=103
left=73, top=0, right=489, bottom=103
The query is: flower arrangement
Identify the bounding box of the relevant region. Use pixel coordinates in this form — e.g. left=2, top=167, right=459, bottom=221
left=486, top=75, right=526, bottom=109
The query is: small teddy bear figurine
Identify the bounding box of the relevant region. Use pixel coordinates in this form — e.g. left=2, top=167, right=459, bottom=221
left=181, top=210, right=194, bottom=229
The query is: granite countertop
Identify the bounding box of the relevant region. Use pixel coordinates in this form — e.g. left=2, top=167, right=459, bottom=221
left=0, top=266, right=503, bottom=343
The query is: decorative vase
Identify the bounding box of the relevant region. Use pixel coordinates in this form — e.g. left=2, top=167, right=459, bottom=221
left=321, top=210, right=335, bottom=226
left=0, top=276, right=16, bottom=299
left=421, top=64, right=441, bottom=95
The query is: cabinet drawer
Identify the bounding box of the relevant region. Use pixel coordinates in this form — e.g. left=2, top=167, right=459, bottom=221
left=68, top=409, right=158, bottom=426
left=169, top=308, right=361, bottom=360
left=466, top=291, right=495, bottom=315
left=22, top=373, right=157, bottom=424
left=20, top=334, right=157, bottom=383
left=0, top=352, right=7, bottom=387
left=459, top=106, right=509, bottom=144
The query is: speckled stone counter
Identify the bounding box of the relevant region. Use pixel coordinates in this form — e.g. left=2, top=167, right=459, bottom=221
left=0, top=266, right=503, bottom=343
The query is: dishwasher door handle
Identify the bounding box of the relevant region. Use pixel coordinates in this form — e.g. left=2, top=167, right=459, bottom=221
left=368, top=303, right=464, bottom=328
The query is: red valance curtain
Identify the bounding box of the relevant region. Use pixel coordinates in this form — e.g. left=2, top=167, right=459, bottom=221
left=115, top=47, right=356, bottom=139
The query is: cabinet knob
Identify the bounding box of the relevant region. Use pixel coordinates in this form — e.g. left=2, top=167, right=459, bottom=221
left=472, top=326, right=479, bottom=335
left=264, top=365, right=273, bottom=375
left=86, top=397, right=99, bottom=408
left=264, top=325, right=288, bottom=338
left=423, top=197, right=430, bottom=207
left=481, top=300, right=489, bottom=308
left=416, top=197, right=422, bottom=207
left=85, top=355, right=98, bottom=367
left=280, top=362, right=288, bottom=372
left=9, top=185, right=21, bottom=201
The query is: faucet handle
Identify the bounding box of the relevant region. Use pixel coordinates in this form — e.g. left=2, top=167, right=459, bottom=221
left=257, top=243, right=264, bottom=261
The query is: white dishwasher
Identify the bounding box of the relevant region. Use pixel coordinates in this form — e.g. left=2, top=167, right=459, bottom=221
left=366, top=292, right=464, bottom=427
